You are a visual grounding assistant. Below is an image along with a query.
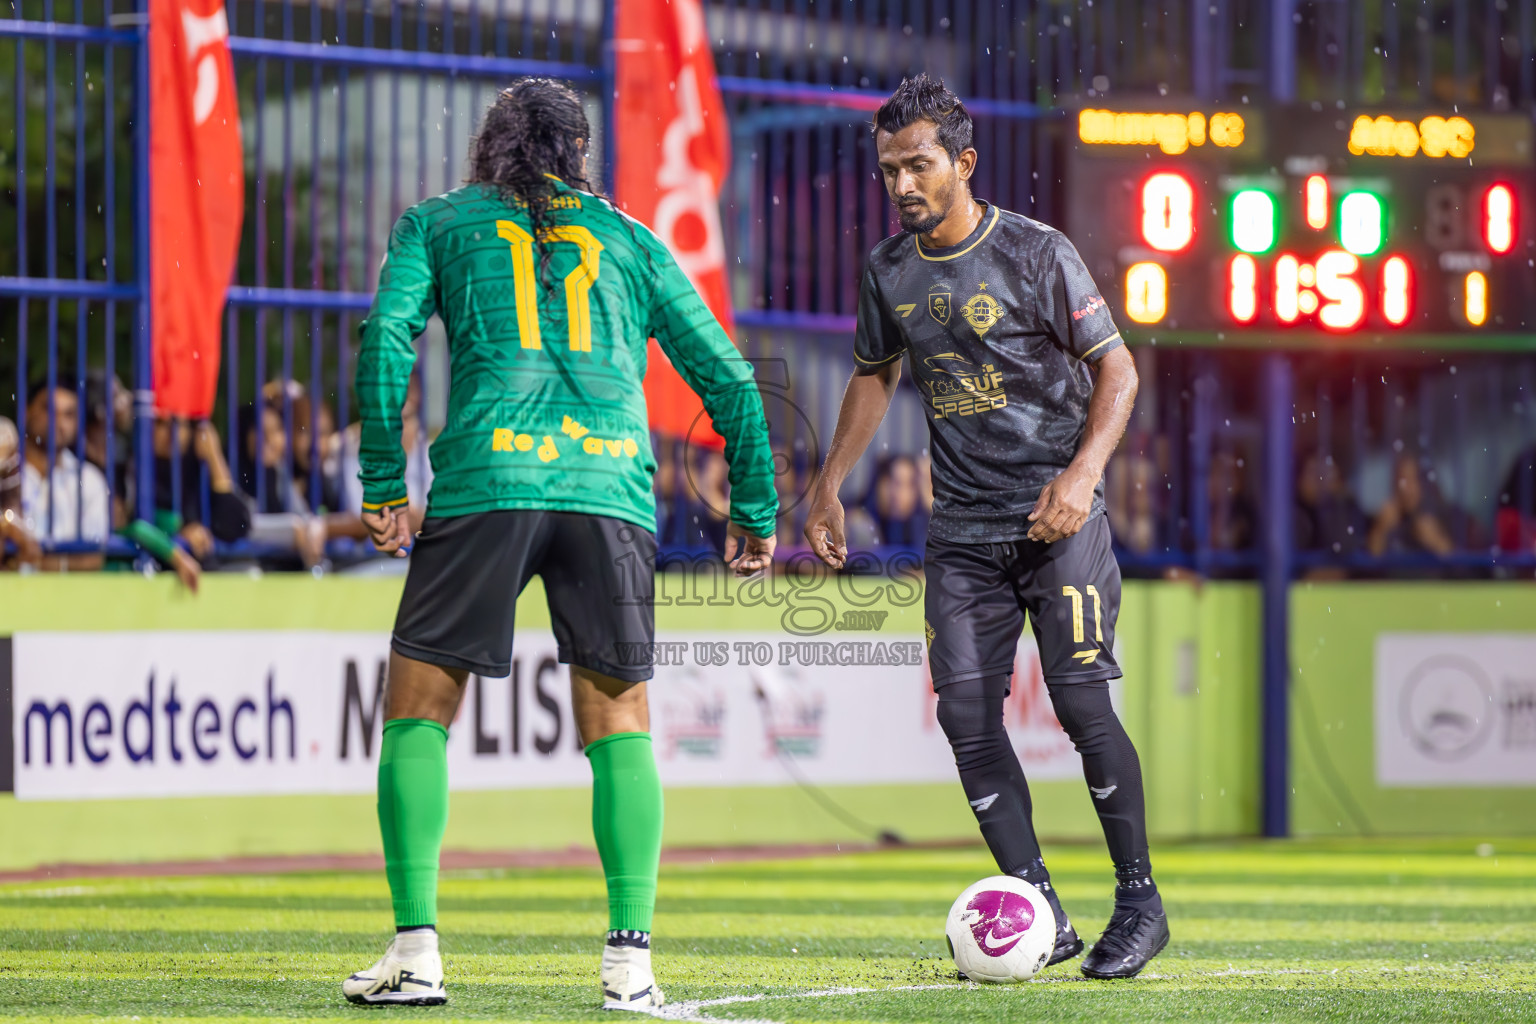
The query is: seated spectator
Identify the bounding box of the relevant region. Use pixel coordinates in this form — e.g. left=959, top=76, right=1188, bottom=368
left=152, top=416, right=252, bottom=562
left=0, top=415, right=42, bottom=569
left=19, top=375, right=110, bottom=559
left=1367, top=453, right=1458, bottom=558
left=1208, top=449, right=1256, bottom=551
left=771, top=440, right=818, bottom=553
left=867, top=454, right=927, bottom=547
left=240, top=400, right=308, bottom=514
left=66, top=381, right=198, bottom=590
left=655, top=442, right=729, bottom=553
left=689, top=445, right=731, bottom=554
left=653, top=434, right=687, bottom=546
left=1495, top=444, right=1536, bottom=551
left=83, top=370, right=133, bottom=498
left=339, top=371, right=432, bottom=522
left=238, top=400, right=328, bottom=569
left=1294, top=451, right=1366, bottom=558
left=1106, top=447, right=1159, bottom=555
left=291, top=389, right=345, bottom=514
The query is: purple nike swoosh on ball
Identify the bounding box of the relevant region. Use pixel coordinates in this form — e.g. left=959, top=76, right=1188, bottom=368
left=967, top=889, right=1036, bottom=957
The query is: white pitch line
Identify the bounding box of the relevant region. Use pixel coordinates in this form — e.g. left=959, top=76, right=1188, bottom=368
left=647, top=984, right=957, bottom=1023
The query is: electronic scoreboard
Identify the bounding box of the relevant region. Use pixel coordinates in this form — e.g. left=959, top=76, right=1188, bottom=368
left=1065, top=106, right=1536, bottom=342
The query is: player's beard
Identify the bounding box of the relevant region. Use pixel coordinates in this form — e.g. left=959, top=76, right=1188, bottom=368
left=896, top=177, right=958, bottom=235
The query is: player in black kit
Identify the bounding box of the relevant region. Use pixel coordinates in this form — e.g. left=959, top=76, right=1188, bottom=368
left=805, top=74, right=1168, bottom=979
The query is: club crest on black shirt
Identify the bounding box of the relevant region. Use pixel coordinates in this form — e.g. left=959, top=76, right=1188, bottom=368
left=853, top=201, right=1125, bottom=543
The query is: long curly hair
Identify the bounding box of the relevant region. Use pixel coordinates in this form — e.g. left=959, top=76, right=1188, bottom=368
left=470, top=78, right=595, bottom=292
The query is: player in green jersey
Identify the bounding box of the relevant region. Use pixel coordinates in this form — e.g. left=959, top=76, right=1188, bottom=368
left=341, top=79, right=778, bottom=1011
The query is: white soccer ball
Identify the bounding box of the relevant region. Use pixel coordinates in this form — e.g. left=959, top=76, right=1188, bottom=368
left=944, top=876, right=1056, bottom=983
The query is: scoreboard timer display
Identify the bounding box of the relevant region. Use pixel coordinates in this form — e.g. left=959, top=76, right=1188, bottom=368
left=1065, top=107, right=1536, bottom=341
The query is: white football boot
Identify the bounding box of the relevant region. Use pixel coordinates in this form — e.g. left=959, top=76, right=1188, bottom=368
left=342, top=931, right=447, bottom=1005
left=600, top=939, right=665, bottom=1011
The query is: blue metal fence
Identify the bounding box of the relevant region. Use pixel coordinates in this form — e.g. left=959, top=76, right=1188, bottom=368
left=5, top=0, right=1536, bottom=569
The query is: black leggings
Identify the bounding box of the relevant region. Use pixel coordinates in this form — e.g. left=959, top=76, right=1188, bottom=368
left=936, top=675, right=1152, bottom=891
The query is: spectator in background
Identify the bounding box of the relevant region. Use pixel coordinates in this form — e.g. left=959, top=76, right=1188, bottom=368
left=1294, top=451, right=1366, bottom=559
left=867, top=454, right=927, bottom=547
left=689, top=444, right=732, bottom=554
left=1495, top=444, right=1536, bottom=551
left=152, top=416, right=252, bottom=562
left=70, top=378, right=201, bottom=591
left=653, top=433, right=686, bottom=546
left=20, top=375, right=110, bottom=556
left=1368, top=453, right=1462, bottom=558
left=83, top=370, right=133, bottom=497
left=292, top=390, right=345, bottom=514
left=771, top=440, right=818, bottom=552
left=0, top=415, right=42, bottom=569
left=1207, top=449, right=1256, bottom=551
left=240, top=400, right=306, bottom=514
left=340, top=371, right=432, bottom=523
left=1105, top=446, right=1159, bottom=555
left=653, top=441, right=731, bottom=552
left=239, top=400, right=328, bottom=569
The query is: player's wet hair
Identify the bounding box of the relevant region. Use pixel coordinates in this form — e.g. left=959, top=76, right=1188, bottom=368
left=873, top=73, right=973, bottom=162
left=470, top=78, right=595, bottom=292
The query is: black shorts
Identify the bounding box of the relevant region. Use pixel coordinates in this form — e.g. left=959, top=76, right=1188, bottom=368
left=391, top=510, right=656, bottom=681
left=924, top=514, right=1122, bottom=688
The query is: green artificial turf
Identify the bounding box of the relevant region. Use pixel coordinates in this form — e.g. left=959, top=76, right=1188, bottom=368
left=1, top=839, right=1533, bottom=1022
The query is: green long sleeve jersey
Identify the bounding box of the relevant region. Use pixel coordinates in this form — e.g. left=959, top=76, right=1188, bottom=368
left=356, top=180, right=778, bottom=537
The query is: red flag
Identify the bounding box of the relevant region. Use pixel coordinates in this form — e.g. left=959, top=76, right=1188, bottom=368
left=615, top=0, right=731, bottom=448
left=150, top=0, right=244, bottom=418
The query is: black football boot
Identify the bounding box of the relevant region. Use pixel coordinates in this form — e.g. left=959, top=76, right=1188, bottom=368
left=1041, top=885, right=1084, bottom=966
left=1080, top=892, right=1169, bottom=979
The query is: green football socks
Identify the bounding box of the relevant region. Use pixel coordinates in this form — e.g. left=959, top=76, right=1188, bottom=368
left=586, top=731, right=664, bottom=933
left=377, top=718, right=450, bottom=929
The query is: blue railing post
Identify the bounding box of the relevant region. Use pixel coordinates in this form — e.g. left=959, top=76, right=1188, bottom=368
left=1190, top=365, right=1214, bottom=579
left=1269, top=0, right=1297, bottom=101
left=1261, top=351, right=1294, bottom=838
left=1191, top=0, right=1216, bottom=99
left=132, top=0, right=154, bottom=526
left=601, top=0, right=616, bottom=194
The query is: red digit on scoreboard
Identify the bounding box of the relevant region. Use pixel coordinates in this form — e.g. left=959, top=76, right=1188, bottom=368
left=1485, top=184, right=1516, bottom=254
left=1274, top=254, right=1301, bottom=323
left=1381, top=256, right=1412, bottom=326
left=1305, top=175, right=1329, bottom=230
left=1315, top=250, right=1365, bottom=331
left=1228, top=254, right=1258, bottom=322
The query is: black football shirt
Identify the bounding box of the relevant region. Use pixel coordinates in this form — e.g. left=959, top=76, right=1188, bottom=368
left=854, top=201, right=1124, bottom=543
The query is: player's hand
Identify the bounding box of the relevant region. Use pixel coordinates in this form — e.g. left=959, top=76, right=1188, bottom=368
left=362, top=504, right=412, bottom=557
left=804, top=489, right=848, bottom=568
left=169, top=547, right=202, bottom=594
left=1027, top=466, right=1096, bottom=543
left=725, top=521, right=776, bottom=576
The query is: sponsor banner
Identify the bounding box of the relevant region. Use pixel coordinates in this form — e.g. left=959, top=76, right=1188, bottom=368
left=1375, top=633, right=1536, bottom=787
left=9, top=630, right=1100, bottom=800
